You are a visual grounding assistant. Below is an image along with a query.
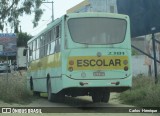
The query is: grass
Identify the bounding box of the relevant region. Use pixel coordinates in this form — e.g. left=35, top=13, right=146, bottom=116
left=1, top=71, right=160, bottom=107
left=119, top=75, right=160, bottom=107
left=0, top=71, right=33, bottom=104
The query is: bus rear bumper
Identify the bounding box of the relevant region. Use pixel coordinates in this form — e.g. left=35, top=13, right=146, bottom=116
left=62, top=75, right=132, bottom=92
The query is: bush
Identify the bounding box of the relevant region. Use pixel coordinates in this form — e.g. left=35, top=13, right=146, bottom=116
left=119, top=75, right=160, bottom=107
left=0, top=71, right=33, bottom=104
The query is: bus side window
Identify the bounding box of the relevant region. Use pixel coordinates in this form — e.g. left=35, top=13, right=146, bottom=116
left=32, top=40, right=36, bottom=60
left=47, top=44, right=50, bottom=55
left=47, top=31, right=51, bottom=55
left=50, top=41, right=55, bottom=54
left=51, top=28, right=55, bottom=41
left=55, top=25, right=61, bottom=53
left=36, top=38, right=40, bottom=59
left=44, top=31, right=51, bottom=56
left=44, top=33, right=48, bottom=56
left=56, top=25, right=60, bottom=38
left=55, top=39, right=60, bottom=53
left=45, top=44, right=48, bottom=56
left=40, top=35, right=45, bottom=58
left=47, top=31, right=51, bottom=43
left=37, top=38, right=40, bottom=49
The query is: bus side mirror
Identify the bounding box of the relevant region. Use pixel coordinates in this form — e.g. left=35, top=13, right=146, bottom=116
left=23, top=49, right=27, bottom=56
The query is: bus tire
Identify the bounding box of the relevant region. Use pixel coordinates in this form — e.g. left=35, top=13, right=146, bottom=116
left=30, top=77, right=33, bottom=91
left=33, top=91, right=40, bottom=97
left=101, top=90, right=110, bottom=103
left=30, top=77, right=40, bottom=97
left=47, top=78, right=56, bottom=102
left=47, top=78, right=65, bottom=102
left=91, top=90, right=102, bottom=103
left=56, top=92, right=65, bottom=102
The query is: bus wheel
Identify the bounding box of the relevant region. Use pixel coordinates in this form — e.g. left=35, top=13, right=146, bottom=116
left=30, top=77, right=40, bottom=97
left=30, top=77, right=33, bottom=91
left=91, top=90, right=102, bottom=103
left=56, top=92, right=65, bottom=102
left=33, top=91, right=40, bottom=97
left=47, top=78, right=56, bottom=102
left=101, top=90, right=110, bottom=103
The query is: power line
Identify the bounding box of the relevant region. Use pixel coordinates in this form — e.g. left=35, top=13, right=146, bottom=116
left=42, top=1, right=54, bottom=21
left=29, top=18, right=52, bottom=36
left=42, top=3, right=52, bottom=10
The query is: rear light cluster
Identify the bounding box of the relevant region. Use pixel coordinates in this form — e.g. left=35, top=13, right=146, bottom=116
left=123, top=60, right=128, bottom=71
left=124, top=66, right=129, bottom=71
left=68, top=60, right=74, bottom=72
left=69, top=60, right=74, bottom=65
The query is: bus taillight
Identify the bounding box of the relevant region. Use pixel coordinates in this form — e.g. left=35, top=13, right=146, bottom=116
left=123, top=60, right=128, bottom=65
left=69, top=60, right=74, bottom=65
left=124, top=66, right=128, bottom=71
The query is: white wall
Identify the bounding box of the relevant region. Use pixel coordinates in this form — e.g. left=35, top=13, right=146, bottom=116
left=132, top=55, right=160, bottom=76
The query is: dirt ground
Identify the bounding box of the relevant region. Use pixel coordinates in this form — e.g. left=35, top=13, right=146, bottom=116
left=0, top=71, right=159, bottom=116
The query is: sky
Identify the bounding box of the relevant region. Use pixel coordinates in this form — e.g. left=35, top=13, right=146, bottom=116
left=20, top=0, right=83, bottom=36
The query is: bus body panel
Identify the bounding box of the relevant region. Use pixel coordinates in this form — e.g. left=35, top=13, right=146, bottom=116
left=62, top=74, right=132, bottom=89
left=64, top=48, right=131, bottom=80
left=27, top=52, right=62, bottom=93
left=63, top=13, right=132, bottom=83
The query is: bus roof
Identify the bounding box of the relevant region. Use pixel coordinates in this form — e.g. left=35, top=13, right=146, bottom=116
left=28, top=17, right=63, bottom=44
left=66, top=12, right=129, bottom=19
left=28, top=12, right=129, bottom=44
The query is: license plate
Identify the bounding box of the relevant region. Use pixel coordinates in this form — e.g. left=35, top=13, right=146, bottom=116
left=93, top=72, right=105, bottom=76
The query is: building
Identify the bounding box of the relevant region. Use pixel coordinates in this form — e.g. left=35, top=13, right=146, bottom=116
left=67, top=0, right=117, bottom=13
left=66, top=0, right=160, bottom=76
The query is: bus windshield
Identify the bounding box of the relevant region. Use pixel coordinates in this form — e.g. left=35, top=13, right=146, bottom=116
left=68, top=17, right=127, bottom=45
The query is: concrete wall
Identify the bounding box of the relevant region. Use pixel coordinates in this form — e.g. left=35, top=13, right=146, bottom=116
left=132, top=55, right=160, bottom=76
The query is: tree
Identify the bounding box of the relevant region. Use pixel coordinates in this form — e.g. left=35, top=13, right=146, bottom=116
left=17, top=32, right=32, bottom=47
left=0, top=0, right=43, bottom=32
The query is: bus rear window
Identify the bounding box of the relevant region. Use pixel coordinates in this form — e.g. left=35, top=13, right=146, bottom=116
left=68, top=17, right=127, bottom=45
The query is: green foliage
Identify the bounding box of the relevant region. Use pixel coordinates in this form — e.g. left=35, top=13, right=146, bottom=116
left=17, top=32, right=32, bottom=47
left=0, top=0, right=43, bottom=31
left=33, top=9, right=43, bottom=27
left=119, top=75, right=160, bottom=107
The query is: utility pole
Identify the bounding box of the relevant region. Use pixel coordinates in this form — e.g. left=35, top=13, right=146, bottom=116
left=42, top=1, right=54, bottom=21
left=151, top=27, right=158, bottom=84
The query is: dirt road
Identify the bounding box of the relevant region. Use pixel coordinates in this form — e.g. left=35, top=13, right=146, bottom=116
left=0, top=72, right=159, bottom=115
left=0, top=93, right=127, bottom=107
left=0, top=93, right=159, bottom=116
